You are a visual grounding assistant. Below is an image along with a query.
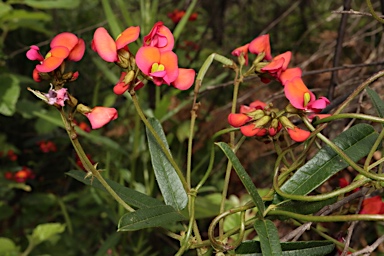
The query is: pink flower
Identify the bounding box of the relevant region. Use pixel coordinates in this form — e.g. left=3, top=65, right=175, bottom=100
left=92, top=26, right=140, bottom=62
left=143, top=21, right=174, bottom=52
left=113, top=72, right=145, bottom=95
left=261, top=51, right=291, bottom=78
left=136, top=46, right=179, bottom=86
left=249, top=34, right=272, bottom=61
left=231, top=44, right=249, bottom=65
left=286, top=127, right=311, bottom=142
left=85, top=107, right=118, bottom=129
left=27, top=32, right=85, bottom=73
left=45, top=88, right=69, bottom=106
left=284, top=77, right=330, bottom=112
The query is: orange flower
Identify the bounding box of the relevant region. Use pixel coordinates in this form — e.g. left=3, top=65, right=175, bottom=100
left=286, top=127, right=311, bottom=142
left=249, top=34, right=272, bottom=61
left=85, top=107, right=118, bottom=129
left=231, top=44, right=249, bottom=65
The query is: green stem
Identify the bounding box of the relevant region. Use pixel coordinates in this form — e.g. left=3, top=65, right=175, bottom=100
left=366, top=0, right=384, bottom=23
left=60, top=110, right=135, bottom=212
left=364, top=127, right=384, bottom=170
left=313, top=113, right=384, bottom=125
left=130, top=90, right=189, bottom=191
left=268, top=209, right=384, bottom=222
left=57, top=196, right=73, bottom=235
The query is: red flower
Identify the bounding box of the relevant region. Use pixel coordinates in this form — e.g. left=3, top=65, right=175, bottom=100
left=85, top=107, right=118, bottom=129
left=167, top=9, right=198, bottom=24
left=38, top=140, right=57, bottom=153
left=231, top=44, right=250, bottom=65
left=7, top=150, right=17, bottom=161
left=249, top=34, right=272, bottom=61
left=286, top=127, right=311, bottom=142
left=4, top=171, right=13, bottom=180
left=279, top=67, right=302, bottom=85
left=360, top=196, right=384, bottom=214
left=261, top=51, right=291, bottom=79
left=13, top=167, right=35, bottom=183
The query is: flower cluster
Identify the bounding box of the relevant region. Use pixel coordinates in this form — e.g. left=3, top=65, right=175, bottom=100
left=4, top=167, right=35, bottom=183
left=228, top=34, right=331, bottom=142
left=37, top=140, right=57, bottom=153
left=0, top=150, right=18, bottom=162
left=92, top=21, right=196, bottom=94
left=167, top=9, right=198, bottom=24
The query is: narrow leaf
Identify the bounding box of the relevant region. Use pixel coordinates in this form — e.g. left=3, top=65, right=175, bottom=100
left=95, top=232, right=121, bottom=256
left=276, top=197, right=337, bottom=216
left=118, top=205, right=186, bottom=231
left=146, top=118, right=188, bottom=211
left=67, top=170, right=164, bottom=209
left=236, top=240, right=334, bottom=256
left=24, top=0, right=80, bottom=9
left=216, top=142, right=265, bottom=216
left=101, top=0, right=122, bottom=38
left=254, top=219, right=282, bottom=256
left=366, top=87, right=384, bottom=125
left=279, top=124, right=378, bottom=197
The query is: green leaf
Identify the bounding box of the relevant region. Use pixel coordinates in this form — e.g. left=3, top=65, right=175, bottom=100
left=101, top=0, right=122, bottom=38
left=366, top=87, right=384, bottom=125
left=146, top=117, right=188, bottom=211
left=279, top=124, right=378, bottom=197
left=23, top=0, right=80, bottom=9
left=67, top=170, right=165, bottom=209
left=0, top=74, right=20, bottom=116
left=254, top=219, right=282, bottom=256
left=236, top=240, right=335, bottom=256
left=216, top=142, right=265, bottom=216
left=118, top=205, right=186, bottom=231
left=29, top=223, right=65, bottom=245
left=92, top=56, right=120, bottom=84
left=0, top=237, right=19, bottom=255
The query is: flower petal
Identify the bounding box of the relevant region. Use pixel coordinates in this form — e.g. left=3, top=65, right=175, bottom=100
left=231, top=43, right=249, bottom=65
left=68, top=38, right=85, bottom=61
left=240, top=124, right=267, bottom=137
left=287, top=127, right=310, bottom=142
left=172, top=68, right=195, bottom=90
left=307, top=96, right=330, bottom=111
left=279, top=67, right=302, bottom=85
left=144, top=21, right=174, bottom=52
left=115, top=26, right=140, bottom=50
left=86, top=107, right=118, bottom=129
left=92, top=27, right=118, bottom=62
left=228, top=113, right=250, bottom=127
left=284, top=77, right=315, bottom=109
left=249, top=34, right=272, bottom=61
left=136, top=46, right=161, bottom=75
left=26, top=45, right=44, bottom=61
left=50, top=32, right=79, bottom=51
left=159, top=50, right=179, bottom=84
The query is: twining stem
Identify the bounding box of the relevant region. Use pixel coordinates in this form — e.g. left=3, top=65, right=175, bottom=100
left=129, top=90, right=189, bottom=191
left=364, top=127, right=384, bottom=170
left=313, top=113, right=384, bottom=125
left=59, top=109, right=135, bottom=212
left=366, top=0, right=384, bottom=23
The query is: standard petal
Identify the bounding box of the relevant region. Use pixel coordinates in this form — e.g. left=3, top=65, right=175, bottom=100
left=50, top=32, right=79, bottom=51
left=284, top=77, right=315, bottom=109
left=231, top=44, right=249, bottom=65
left=159, top=51, right=179, bottom=83
left=279, top=67, right=302, bottom=86
left=249, top=34, right=272, bottom=60
left=115, top=26, right=140, bottom=50
left=172, top=68, right=195, bottom=90
left=136, top=46, right=161, bottom=75
left=68, top=38, right=85, bottom=61
left=92, top=27, right=118, bottom=62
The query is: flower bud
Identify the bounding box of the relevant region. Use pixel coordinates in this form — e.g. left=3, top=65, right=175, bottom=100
left=240, top=124, right=267, bottom=137
left=76, top=103, right=93, bottom=114
left=279, top=116, right=295, bottom=129
left=287, top=127, right=310, bottom=142
left=228, top=113, right=250, bottom=127
left=268, top=118, right=280, bottom=136
left=117, top=49, right=131, bottom=68
left=85, top=107, right=118, bottom=129
left=253, top=115, right=271, bottom=128
left=247, top=109, right=265, bottom=120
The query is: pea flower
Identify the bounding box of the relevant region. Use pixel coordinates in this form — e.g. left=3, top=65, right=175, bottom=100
left=284, top=77, right=330, bottom=112
left=143, top=21, right=174, bottom=52
left=231, top=44, right=249, bottom=65
left=136, top=46, right=179, bottom=86
left=92, top=26, right=140, bottom=62
left=249, top=34, right=272, bottom=61
left=26, top=32, right=85, bottom=73
left=359, top=196, right=384, bottom=214
left=261, top=51, right=291, bottom=79
left=45, top=87, right=69, bottom=107
left=85, top=107, right=118, bottom=129
left=279, top=67, right=302, bottom=85
left=167, top=9, right=198, bottom=24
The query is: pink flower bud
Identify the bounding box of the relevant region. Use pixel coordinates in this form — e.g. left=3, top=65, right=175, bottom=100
left=228, top=113, right=250, bottom=127
left=85, top=107, right=118, bottom=129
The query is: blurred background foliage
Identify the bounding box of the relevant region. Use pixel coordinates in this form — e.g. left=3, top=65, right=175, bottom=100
left=1, top=0, right=384, bottom=255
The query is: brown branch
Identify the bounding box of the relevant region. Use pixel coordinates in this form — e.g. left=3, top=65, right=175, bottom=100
left=350, top=235, right=384, bottom=256
left=332, top=9, right=384, bottom=18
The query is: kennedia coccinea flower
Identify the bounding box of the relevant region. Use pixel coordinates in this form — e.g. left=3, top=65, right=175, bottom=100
left=113, top=71, right=145, bottom=95
left=143, top=21, right=174, bottom=52
left=279, top=67, right=302, bottom=85
left=261, top=51, right=291, bottom=79
left=231, top=44, right=249, bottom=65
left=85, top=107, right=118, bottom=129
left=92, top=26, right=140, bottom=62
left=249, top=34, right=272, bottom=61
left=359, top=196, right=384, bottom=214
left=284, top=77, right=330, bottom=112
left=26, top=32, right=85, bottom=73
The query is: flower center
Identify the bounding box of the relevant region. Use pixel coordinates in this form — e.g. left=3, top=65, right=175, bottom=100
left=151, top=63, right=165, bottom=73
left=45, top=52, right=52, bottom=59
